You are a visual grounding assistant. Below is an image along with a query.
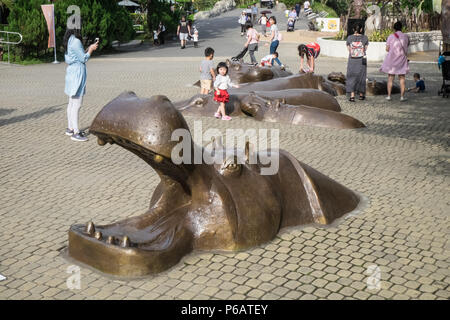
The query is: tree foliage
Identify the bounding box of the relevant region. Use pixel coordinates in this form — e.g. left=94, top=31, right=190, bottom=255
left=7, top=0, right=135, bottom=60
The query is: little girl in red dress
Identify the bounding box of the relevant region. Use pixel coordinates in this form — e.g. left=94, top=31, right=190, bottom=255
left=213, top=62, right=239, bottom=121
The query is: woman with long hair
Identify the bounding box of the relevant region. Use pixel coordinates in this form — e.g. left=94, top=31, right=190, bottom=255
left=63, top=28, right=98, bottom=142
left=345, top=22, right=369, bottom=101
left=380, top=21, right=409, bottom=101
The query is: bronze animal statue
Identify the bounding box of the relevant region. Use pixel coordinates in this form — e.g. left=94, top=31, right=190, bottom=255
left=232, top=73, right=344, bottom=96
left=225, top=59, right=293, bottom=83
left=193, top=60, right=292, bottom=87
left=174, top=90, right=365, bottom=129
left=68, top=92, right=361, bottom=276
left=175, top=89, right=342, bottom=113
left=327, top=72, right=401, bottom=96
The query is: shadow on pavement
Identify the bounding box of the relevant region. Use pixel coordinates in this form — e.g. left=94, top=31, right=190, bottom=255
left=362, top=94, right=450, bottom=148
left=0, top=108, right=15, bottom=117
left=0, top=104, right=64, bottom=127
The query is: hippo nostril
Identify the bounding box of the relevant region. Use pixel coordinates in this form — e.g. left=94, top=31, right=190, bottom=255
left=85, top=222, right=95, bottom=236
left=121, top=236, right=130, bottom=248
left=94, top=231, right=102, bottom=240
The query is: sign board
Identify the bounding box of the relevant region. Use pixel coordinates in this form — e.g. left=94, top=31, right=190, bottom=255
left=316, top=18, right=340, bottom=32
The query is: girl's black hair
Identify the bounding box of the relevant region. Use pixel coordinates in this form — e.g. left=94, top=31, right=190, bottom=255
left=245, top=22, right=253, bottom=30
left=393, top=21, right=402, bottom=31
left=297, top=44, right=307, bottom=57
left=353, top=22, right=363, bottom=34
left=216, top=62, right=228, bottom=75
left=63, top=28, right=82, bottom=53
left=269, top=16, right=276, bottom=24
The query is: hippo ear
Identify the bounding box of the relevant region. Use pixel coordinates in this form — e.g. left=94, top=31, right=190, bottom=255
left=249, top=91, right=256, bottom=97
left=281, top=98, right=286, bottom=104
left=226, top=59, right=231, bottom=67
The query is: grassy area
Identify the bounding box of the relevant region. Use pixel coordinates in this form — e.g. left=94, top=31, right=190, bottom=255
left=311, top=2, right=338, bottom=18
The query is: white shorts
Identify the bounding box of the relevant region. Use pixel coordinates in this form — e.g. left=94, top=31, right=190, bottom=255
left=179, top=33, right=188, bottom=41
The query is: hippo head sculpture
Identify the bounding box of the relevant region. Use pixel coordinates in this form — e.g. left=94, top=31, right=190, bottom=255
left=173, top=90, right=365, bottom=129
left=225, top=59, right=293, bottom=83
left=328, top=72, right=346, bottom=84
left=68, top=92, right=361, bottom=276
left=366, top=78, right=400, bottom=96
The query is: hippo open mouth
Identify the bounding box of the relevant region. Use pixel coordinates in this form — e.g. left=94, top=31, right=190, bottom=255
left=68, top=92, right=360, bottom=277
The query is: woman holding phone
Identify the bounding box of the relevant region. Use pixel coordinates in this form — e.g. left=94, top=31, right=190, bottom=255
left=63, top=28, right=98, bottom=142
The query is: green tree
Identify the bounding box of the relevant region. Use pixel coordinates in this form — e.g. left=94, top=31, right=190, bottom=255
left=7, top=0, right=135, bottom=60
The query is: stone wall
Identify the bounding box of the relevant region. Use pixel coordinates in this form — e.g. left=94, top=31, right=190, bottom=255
left=194, top=0, right=236, bottom=21
left=407, top=30, right=442, bottom=52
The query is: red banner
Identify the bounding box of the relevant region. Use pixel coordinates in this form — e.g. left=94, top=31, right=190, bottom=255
left=41, top=4, right=55, bottom=48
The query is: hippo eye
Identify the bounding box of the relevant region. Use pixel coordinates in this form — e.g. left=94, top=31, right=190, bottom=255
left=194, top=99, right=203, bottom=106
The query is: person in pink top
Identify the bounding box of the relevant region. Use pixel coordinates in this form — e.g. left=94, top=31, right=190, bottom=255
left=380, top=21, right=410, bottom=101
left=244, top=23, right=260, bottom=65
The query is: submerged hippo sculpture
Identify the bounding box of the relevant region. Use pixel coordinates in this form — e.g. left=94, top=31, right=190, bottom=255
left=174, top=89, right=365, bottom=129
left=193, top=60, right=292, bottom=87
left=174, top=91, right=365, bottom=129
left=232, top=73, right=344, bottom=97
left=68, top=92, right=361, bottom=276
left=327, top=72, right=401, bottom=96
left=175, top=89, right=341, bottom=113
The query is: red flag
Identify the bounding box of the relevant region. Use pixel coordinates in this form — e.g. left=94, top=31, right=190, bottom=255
left=41, top=4, right=55, bottom=48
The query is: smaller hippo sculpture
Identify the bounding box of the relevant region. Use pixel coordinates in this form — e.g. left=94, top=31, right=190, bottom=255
left=174, top=90, right=365, bottom=129
left=67, top=92, right=361, bottom=276
left=327, top=73, right=401, bottom=96
left=232, top=73, right=344, bottom=97
left=175, top=88, right=341, bottom=113
left=193, top=60, right=292, bottom=87
left=365, top=78, right=401, bottom=96
left=225, top=59, right=293, bottom=83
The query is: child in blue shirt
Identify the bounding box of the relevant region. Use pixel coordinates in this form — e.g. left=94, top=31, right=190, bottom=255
left=408, top=73, right=425, bottom=92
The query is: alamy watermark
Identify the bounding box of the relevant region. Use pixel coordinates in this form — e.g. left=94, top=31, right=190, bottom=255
left=366, top=264, right=381, bottom=290
left=171, top=121, right=280, bottom=175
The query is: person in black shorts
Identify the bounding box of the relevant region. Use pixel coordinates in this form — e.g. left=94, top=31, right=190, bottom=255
left=177, top=16, right=191, bottom=49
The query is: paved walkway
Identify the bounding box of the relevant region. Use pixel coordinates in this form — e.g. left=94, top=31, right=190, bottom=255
left=0, top=8, right=449, bottom=300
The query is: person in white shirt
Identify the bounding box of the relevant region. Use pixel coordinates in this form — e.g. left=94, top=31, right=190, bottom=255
left=238, top=11, right=248, bottom=36
left=260, top=52, right=278, bottom=66
left=304, top=1, right=310, bottom=10
left=258, top=13, right=268, bottom=36
left=213, top=62, right=239, bottom=121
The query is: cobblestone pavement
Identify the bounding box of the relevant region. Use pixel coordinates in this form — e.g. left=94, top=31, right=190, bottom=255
left=0, top=9, right=449, bottom=300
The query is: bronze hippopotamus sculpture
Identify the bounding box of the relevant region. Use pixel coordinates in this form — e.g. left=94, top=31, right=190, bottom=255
left=68, top=92, right=361, bottom=276
left=327, top=72, right=401, bottom=96
left=226, top=59, right=293, bottom=83
left=193, top=60, right=293, bottom=87
left=232, top=73, right=345, bottom=97
left=174, top=90, right=365, bottom=129
left=175, top=89, right=341, bottom=113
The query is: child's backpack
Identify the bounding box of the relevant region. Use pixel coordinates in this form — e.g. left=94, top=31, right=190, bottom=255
left=350, top=40, right=364, bottom=58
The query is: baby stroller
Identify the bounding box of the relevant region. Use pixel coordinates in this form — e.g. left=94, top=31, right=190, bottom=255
left=287, top=18, right=295, bottom=32
left=231, top=47, right=248, bottom=62
left=438, top=44, right=450, bottom=98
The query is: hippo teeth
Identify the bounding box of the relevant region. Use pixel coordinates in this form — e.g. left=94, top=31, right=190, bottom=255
left=85, top=222, right=95, bottom=236
left=94, top=231, right=102, bottom=240
left=121, top=236, right=130, bottom=247
left=97, top=137, right=106, bottom=146
left=106, top=236, right=114, bottom=244
left=154, top=154, right=163, bottom=163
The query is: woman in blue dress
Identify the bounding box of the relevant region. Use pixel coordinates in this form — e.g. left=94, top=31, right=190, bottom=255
left=63, top=28, right=98, bottom=142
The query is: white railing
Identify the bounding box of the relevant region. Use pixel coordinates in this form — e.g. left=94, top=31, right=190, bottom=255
left=0, top=31, right=23, bottom=64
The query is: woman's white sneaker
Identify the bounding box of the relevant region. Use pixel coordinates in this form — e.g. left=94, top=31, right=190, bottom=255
left=400, top=96, right=408, bottom=102
left=65, top=128, right=74, bottom=136
left=71, top=133, right=88, bottom=142
left=385, top=96, right=392, bottom=101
